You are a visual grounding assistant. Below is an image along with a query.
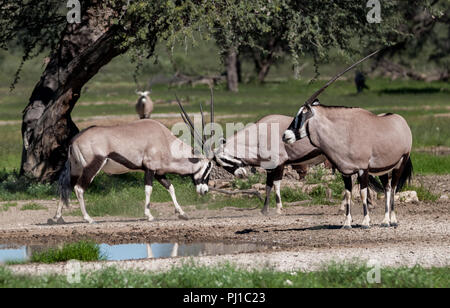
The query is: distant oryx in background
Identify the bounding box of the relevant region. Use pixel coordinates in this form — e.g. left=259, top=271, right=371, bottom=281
left=283, top=50, right=413, bottom=229
left=55, top=118, right=213, bottom=224
left=135, top=90, right=154, bottom=119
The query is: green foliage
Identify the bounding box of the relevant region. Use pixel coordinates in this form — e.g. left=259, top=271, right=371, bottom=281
left=0, top=170, right=56, bottom=201
left=0, top=263, right=448, bottom=288
left=20, top=202, right=47, bottom=211
left=29, top=240, right=105, bottom=264
left=0, top=202, right=17, bottom=212
left=403, top=184, right=440, bottom=202
left=231, top=172, right=264, bottom=190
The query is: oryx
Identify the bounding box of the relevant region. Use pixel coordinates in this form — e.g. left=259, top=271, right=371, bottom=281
left=55, top=119, right=213, bottom=224
left=135, top=90, right=154, bottom=119
left=177, top=92, right=375, bottom=215
left=283, top=50, right=413, bottom=229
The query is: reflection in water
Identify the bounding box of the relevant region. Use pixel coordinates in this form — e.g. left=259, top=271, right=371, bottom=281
left=0, top=242, right=265, bottom=263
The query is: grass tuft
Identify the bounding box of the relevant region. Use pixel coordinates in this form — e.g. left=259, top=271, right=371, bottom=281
left=29, top=241, right=105, bottom=264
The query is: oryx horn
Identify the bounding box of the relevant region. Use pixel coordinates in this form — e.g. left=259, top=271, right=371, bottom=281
left=305, top=49, right=382, bottom=105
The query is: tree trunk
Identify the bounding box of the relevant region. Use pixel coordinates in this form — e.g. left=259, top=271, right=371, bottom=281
left=20, top=5, right=129, bottom=182
left=256, top=61, right=272, bottom=83
left=225, top=47, right=239, bottom=92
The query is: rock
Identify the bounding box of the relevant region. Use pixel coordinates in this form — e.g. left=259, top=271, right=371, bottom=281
left=394, top=191, right=419, bottom=203
left=439, top=194, right=448, bottom=201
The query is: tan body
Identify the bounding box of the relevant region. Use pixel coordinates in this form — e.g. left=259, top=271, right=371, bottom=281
left=307, top=107, right=412, bottom=175
left=55, top=119, right=212, bottom=224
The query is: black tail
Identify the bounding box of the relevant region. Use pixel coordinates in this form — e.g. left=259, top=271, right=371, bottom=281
left=368, top=175, right=384, bottom=193
left=396, top=156, right=413, bottom=193
left=58, top=151, right=72, bottom=207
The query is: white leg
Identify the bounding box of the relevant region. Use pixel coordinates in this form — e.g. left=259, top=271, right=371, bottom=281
left=360, top=187, right=371, bottom=228
left=54, top=200, right=63, bottom=220
left=390, top=184, right=398, bottom=226
left=274, top=180, right=283, bottom=215
left=382, top=188, right=391, bottom=227
left=261, top=185, right=272, bottom=215
left=146, top=244, right=153, bottom=259
left=171, top=243, right=179, bottom=257
left=144, top=185, right=154, bottom=222
left=168, top=185, right=188, bottom=220
left=74, top=185, right=95, bottom=224
left=342, top=189, right=352, bottom=229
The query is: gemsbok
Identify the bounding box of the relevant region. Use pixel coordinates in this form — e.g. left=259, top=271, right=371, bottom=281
left=136, top=90, right=154, bottom=119
left=283, top=50, right=413, bottom=229
left=177, top=94, right=376, bottom=215
left=55, top=119, right=213, bottom=224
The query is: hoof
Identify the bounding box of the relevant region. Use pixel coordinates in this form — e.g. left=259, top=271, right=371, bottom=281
left=361, top=225, right=371, bottom=230
left=381, top=223, right=390, bottom=228
left=276, top=209, right=283, bottom=215
left=178, top=213, right=189, bottom=221
left=390, top=222, right=399, bottom=228
left=147, top=216, right=155, bottom=222
left=86, top=220, right=96, bottom=225
left=342, top=225, right=352, bottom=230
left=261, top=210, right=269, bottom=216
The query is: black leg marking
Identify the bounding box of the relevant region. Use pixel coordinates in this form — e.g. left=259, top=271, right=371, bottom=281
left=77, top=155, right=105, bottom=190
left=156, top=174, right=171, bottom=190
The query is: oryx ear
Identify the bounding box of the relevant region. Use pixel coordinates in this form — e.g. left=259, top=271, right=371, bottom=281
left=311, top=99, right=320, bottom=106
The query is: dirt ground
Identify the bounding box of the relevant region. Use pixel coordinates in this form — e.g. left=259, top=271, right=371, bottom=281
left=0, top=175, right=449, bottom=275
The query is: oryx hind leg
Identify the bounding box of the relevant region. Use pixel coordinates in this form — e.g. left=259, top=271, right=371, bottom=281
left=380, top=174, right=392, bottom=227
left=389, top=166, right=406, bottom=227
left=358, top=170, right=371, bottom=229
left=155, top=174, right=188, bottom=220
left=75, top=156, right=107, bottom=224
left=342, top=175, right=353, bottom=229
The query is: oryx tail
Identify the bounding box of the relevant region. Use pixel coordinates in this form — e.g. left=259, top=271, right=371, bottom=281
left=58, top=147, right=72, bottom=207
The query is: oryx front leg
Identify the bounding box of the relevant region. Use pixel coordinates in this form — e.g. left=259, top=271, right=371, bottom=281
left=144, top=170, right=155, bottom=222
left=380, top=175, right=392, bottom=227
left=274, top=180, right=283, bottom=215
left=156, top=175, right=188, bottom=220
left=261, top=184, right=272, bottom=216
left=342, top=176, right=353, bottom=229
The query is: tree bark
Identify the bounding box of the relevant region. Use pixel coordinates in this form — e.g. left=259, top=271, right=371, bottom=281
left=20, top=4, right=129, bottom=182
left=225, top=47, right=239, bottom=92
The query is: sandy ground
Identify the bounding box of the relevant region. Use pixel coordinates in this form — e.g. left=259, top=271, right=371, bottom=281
left=0, top=174, right=449, bottom=275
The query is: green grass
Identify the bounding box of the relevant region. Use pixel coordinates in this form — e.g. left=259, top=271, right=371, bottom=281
left=0, top=262, right=448, bottom=288
left=28, top=241, right=105, bottom=264
left=20, top=202, right=47, bottom=211
left=410, top=152, right=450, bottom=175
left=0, top=202, right=17, bottom=212
left=403, top=184, right=440, bottom=202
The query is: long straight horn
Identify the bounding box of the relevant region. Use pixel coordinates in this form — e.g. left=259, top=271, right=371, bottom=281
left=305, top=49, right=382, bottom=105
left=175, top=94, right=203, bottom=147
left=199, top=102, right=206, bottom=143
left=210, top=87, right=214, bottom=126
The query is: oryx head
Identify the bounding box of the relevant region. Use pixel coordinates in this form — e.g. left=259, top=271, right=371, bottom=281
left=176, top=89, right=218, bottom=195
left=213, top=138, right=247, bottom=179
left=136, top=90, right=152, bottom=102
left=283, top=100, right=320, bottom=144
left=282, top=49, right=382, bottom=144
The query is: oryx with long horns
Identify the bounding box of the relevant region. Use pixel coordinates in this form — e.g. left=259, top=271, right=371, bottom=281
left=283, top=50, right=413, bottom=229
left=177, top=92, right=375, bottom=215
left=135, top=90, right=154, bottom=119
left=55, top=114, right=214, bottom=224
